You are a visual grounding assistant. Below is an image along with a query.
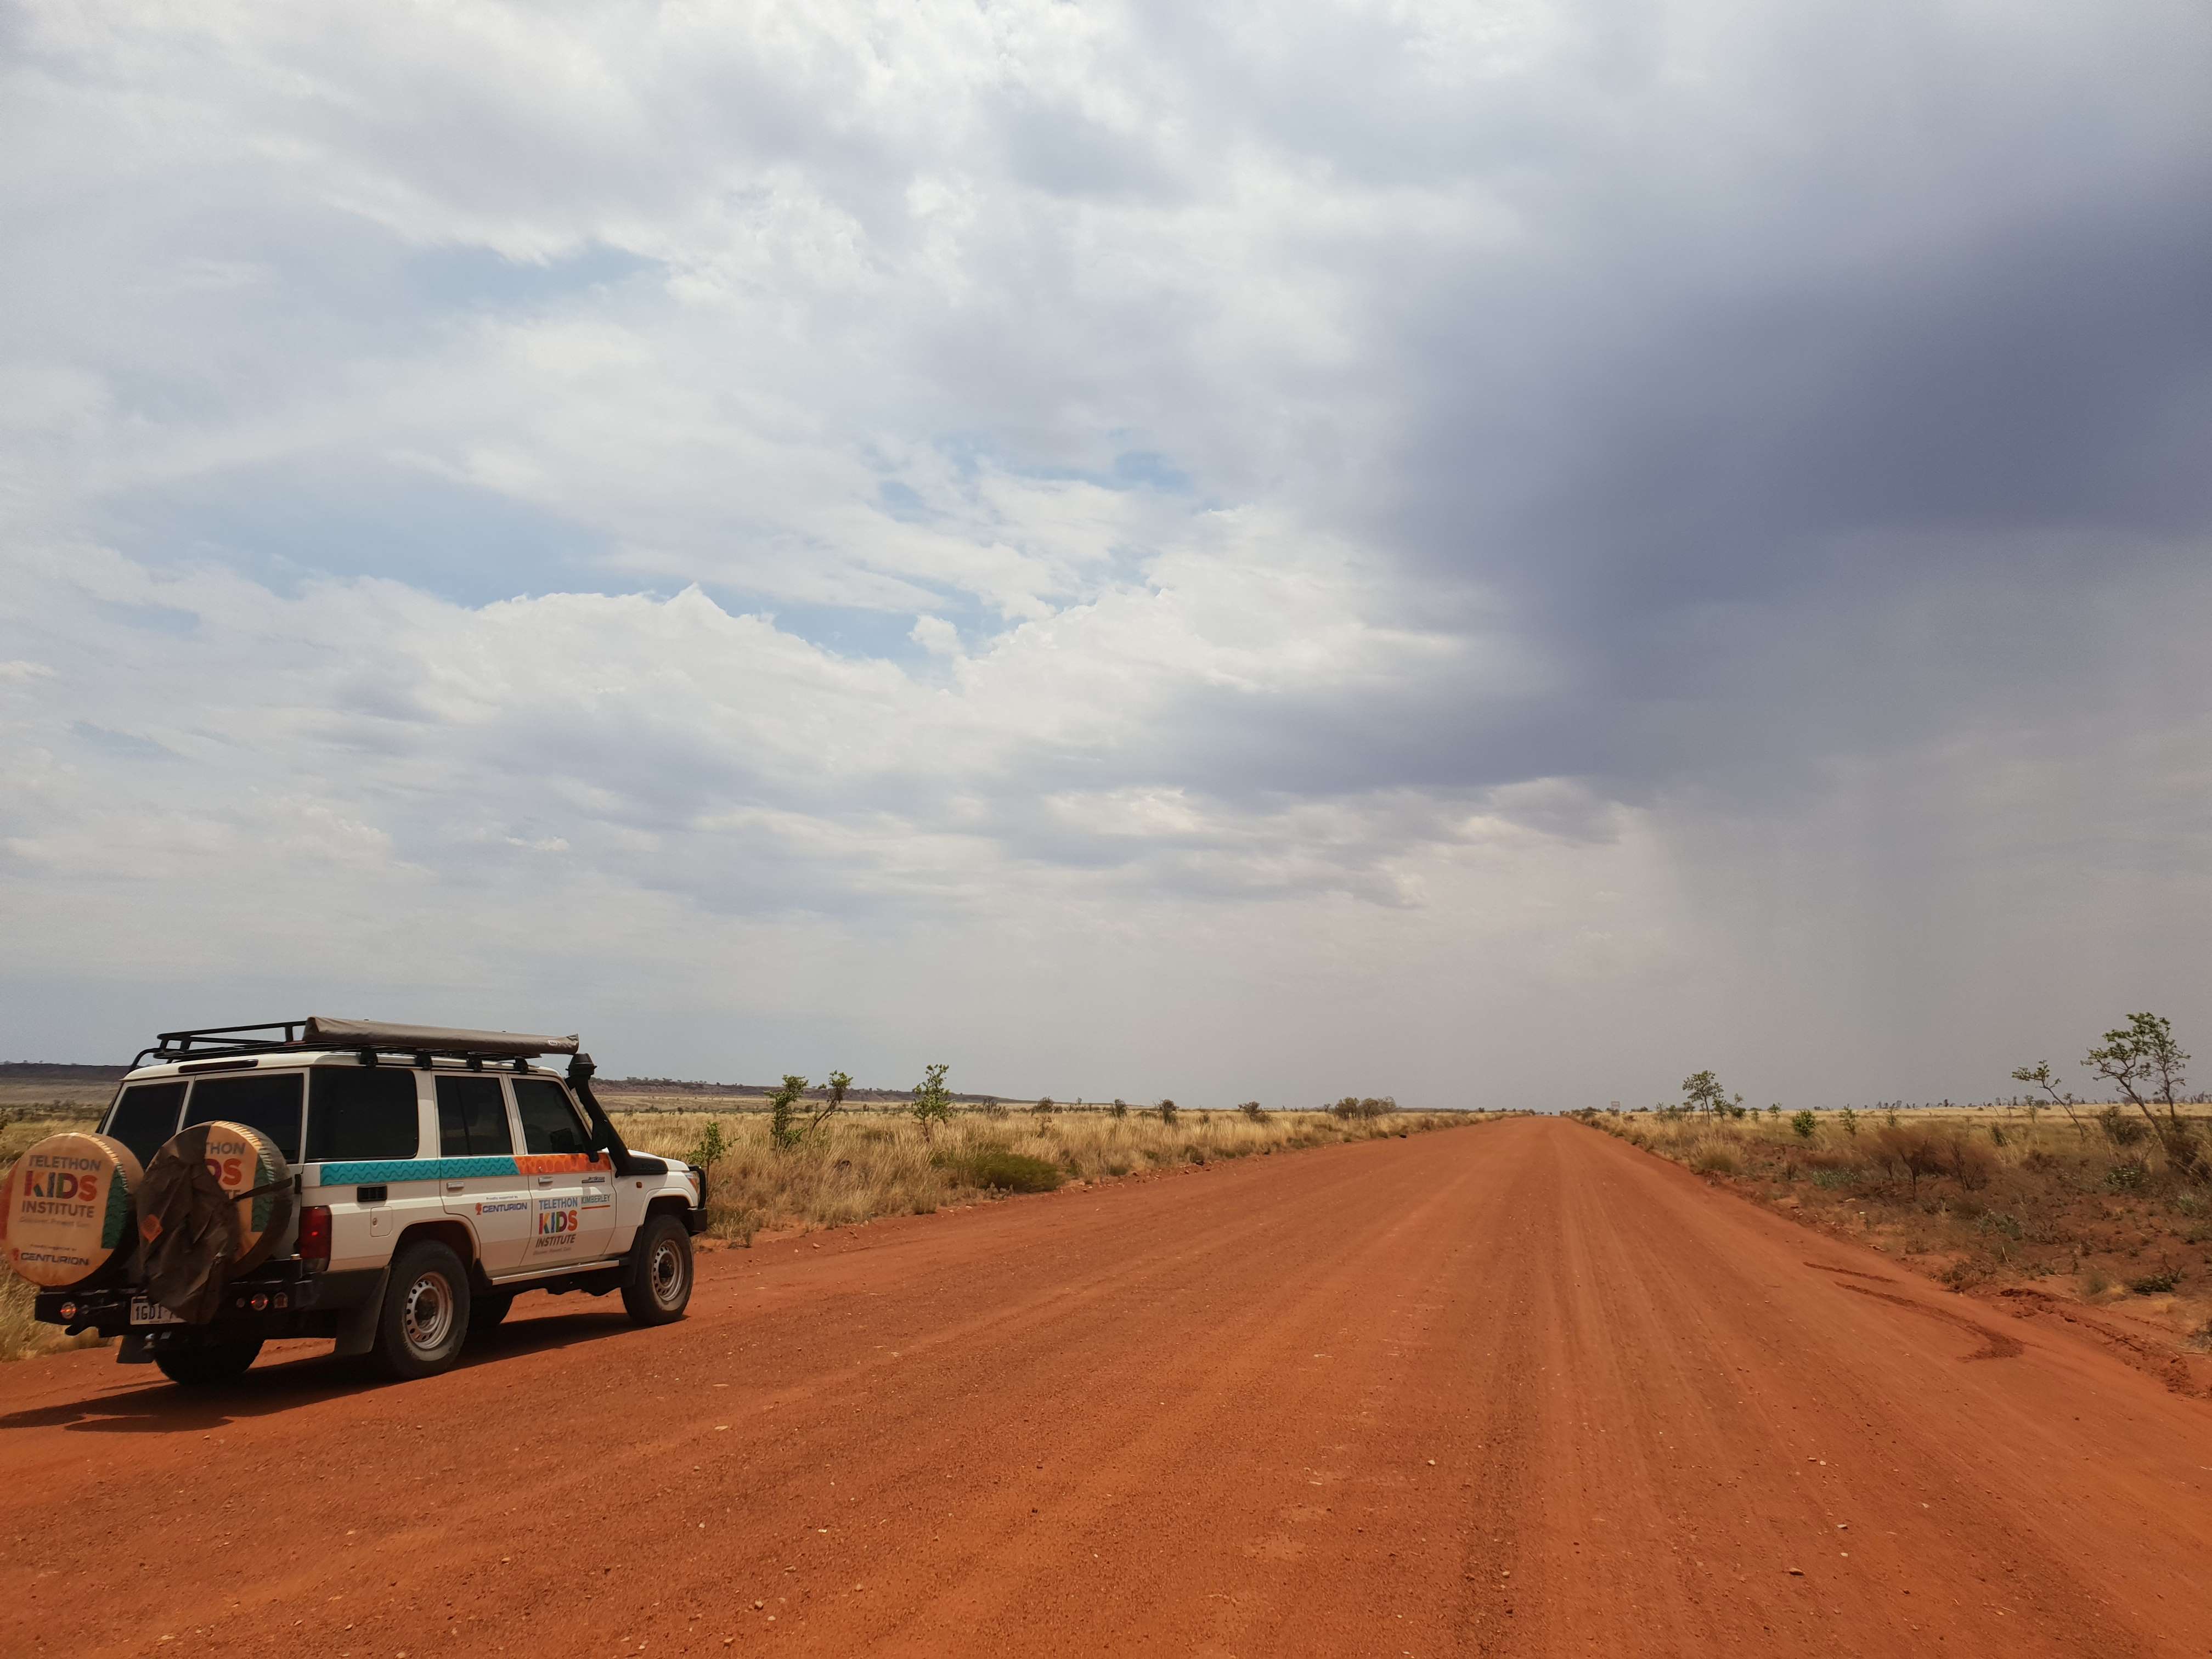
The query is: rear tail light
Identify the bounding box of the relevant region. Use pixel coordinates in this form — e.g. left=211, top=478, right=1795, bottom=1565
left=299, top=1205, right=332, bottom=1267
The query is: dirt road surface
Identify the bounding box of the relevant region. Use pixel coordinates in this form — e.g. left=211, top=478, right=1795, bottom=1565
left=5, top=1118, right=2210, bottom=1657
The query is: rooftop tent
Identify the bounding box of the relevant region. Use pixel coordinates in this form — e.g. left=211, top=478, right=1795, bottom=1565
left=301, top=1017, right=580, bottom=1059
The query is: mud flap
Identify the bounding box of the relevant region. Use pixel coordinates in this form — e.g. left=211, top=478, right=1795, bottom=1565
left=332, top=1267, right=388, bottom=1358
left=116, top=1333, right=153, bottom=1365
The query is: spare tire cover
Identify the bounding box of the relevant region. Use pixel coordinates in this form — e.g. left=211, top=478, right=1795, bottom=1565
left=1, top=1132, right=145, bottom=1289
left=138, top=1122, right=295, bottom=1322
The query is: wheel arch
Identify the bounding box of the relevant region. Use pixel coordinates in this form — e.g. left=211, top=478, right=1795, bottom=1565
left=391, top=1218, right=480, bottom=1282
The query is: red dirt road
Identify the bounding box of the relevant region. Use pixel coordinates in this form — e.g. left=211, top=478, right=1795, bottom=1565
left=4, top=1118, right=2210, bottom=1657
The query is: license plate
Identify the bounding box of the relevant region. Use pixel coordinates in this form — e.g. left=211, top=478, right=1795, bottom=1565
left=131, top=1299, right=182, bottom=1327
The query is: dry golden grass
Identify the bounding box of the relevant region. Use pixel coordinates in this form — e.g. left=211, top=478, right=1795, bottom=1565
left=1582, top=1104, right=2212, bottom=1347
left=0, top=1081, right=117, bottom=1114
left=613, top=1105, right=1504, bottom=1244
left=1, top=1108, right=101, bottom=1165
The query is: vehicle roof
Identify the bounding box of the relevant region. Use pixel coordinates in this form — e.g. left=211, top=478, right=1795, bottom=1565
left=121, top=1053, right=567, bottom=1084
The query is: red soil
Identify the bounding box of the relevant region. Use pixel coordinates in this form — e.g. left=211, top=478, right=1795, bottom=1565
left=3, top=1118, right=2209, bottom=1656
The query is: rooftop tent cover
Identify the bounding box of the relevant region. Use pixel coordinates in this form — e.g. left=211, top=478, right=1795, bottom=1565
left=302, top=1017, right=580, bottom=1059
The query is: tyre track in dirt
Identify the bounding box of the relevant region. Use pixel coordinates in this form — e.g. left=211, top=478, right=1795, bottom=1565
left=2, top=1118, right=2209, bottom=1657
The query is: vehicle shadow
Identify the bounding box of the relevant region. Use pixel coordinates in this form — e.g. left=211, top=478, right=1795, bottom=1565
left=0, top=1307, right=635, bottom=1435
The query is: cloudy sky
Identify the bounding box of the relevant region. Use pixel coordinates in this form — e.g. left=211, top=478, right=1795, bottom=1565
left=3, top=2, right=2207, bottom=1108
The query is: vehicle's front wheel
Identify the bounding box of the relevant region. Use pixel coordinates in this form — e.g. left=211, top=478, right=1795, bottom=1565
left=371, top=1241, right=471, bottom=1380
left=153, top=1335, right=263, bottom=1387
left=620, top=1215, right=692, bottom=1326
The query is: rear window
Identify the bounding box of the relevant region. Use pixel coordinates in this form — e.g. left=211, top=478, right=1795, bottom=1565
left=307, top=1068, right=420, bottom=1163
left=435, top=1075, right=512, bottom=1157
left=105, top=1081, right=187, bottom=1166
left=183, top=1073, right=306, bottom=1163
left=513, top=1079, right=591, bottom=1156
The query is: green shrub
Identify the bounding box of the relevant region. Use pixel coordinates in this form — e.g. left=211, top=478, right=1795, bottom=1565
left=2127, top=1269, right=2179, bottom=1295
left=1791, top=1110, right=1817, bottom=1141
left=686, top=1118, right=730, bottom=1169
left=911, top=1063, right=953, bottom=1141
left=768, top=1074, right=809, bottom=1150
left=2107, top=1161, right=2149, bottom=1192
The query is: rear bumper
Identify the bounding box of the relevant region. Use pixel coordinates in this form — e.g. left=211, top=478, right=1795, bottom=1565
left=36, top=1266, right=384, bottom=1341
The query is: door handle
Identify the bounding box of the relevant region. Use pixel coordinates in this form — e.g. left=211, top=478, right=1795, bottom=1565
left=536, top=1175, right=554, bottom=1186
left=446, top=1183, right=464, bottom=1193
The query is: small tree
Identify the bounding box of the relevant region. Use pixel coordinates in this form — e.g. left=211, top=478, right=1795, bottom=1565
left=1109, top=1097, right=1128, bottom=1119
left=802, top=1070, right=853, bottom=1141
left=1239, top=1100, right=1264, bottom=1121
left=1791, top=1110, right=1817, bottom=1141
left=767, top=1074, right=809, bottom=1151
left=2086, top=1015, right=2187, bottom=1135
left=911, top=1063, right=953, bottom=1143
left=1839, top=1105, right=1859, bottom=1137
left=1156, top=1098, right=1177, bottom=1125
left=1681, top=1071, right=1728, bottom=1120
left=1767, top=1103, right=1782, bottom=1124
left=1032, top=1094, right=1056, bottom=1116
left=2011, top=1062, right=2085, bottom=1141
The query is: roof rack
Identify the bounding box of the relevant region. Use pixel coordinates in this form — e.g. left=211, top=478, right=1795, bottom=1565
left=136, top=1017, right=582, bottom=1068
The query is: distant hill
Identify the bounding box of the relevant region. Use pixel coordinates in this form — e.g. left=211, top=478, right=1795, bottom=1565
left=0, top=1063, right=128, bottom=1081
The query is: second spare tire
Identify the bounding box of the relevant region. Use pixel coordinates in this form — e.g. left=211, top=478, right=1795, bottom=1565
left=138, top=1121, right=295, bottom=1323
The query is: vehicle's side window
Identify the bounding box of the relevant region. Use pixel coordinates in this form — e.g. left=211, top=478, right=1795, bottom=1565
left=307, top=1068, right=421, bottom=1162
left=512, top=1079, right=592, bottom=1156
left=183, top=1073, right=306, bottom=1162
left=435, top=1075, right=513, bottom=1157
left=105, top=1081, right=187, bottom=1166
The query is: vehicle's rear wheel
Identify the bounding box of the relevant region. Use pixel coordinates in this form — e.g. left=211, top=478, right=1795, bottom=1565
left=469, top=1293, right=514, bottom=1334
left=371, top=1241, right=471, bottom=1380
left=153, top=1335, right=263, bottom=1387
left=620, top=1214, right=692, bottom=1326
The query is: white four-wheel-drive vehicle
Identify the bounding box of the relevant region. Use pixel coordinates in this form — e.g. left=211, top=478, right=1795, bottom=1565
left=0, top=1018, right=706, bottom=1386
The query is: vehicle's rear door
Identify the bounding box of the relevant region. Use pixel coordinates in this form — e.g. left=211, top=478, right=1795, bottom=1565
left=433, top=1075, right=531, bottom=1276
left=102, top=1081, right=187, bottom=1167
left=511, top=1078, right=617, bottom=1267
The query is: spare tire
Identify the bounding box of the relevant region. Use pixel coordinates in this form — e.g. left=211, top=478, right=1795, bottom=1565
left=138, top=1122, right=295, bottom=1323
left=1, top=1132, right=145, bottom=1289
